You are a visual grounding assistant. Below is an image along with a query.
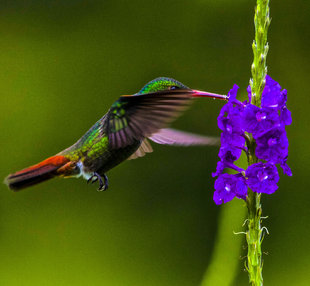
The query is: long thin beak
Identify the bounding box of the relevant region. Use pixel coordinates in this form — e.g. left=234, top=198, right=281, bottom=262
left=192, top=89, right=228, bottom=101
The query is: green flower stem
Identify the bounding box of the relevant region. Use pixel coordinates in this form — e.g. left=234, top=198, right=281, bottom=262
left=250, top=0, right=270, bottom=107
left=246, top=0, right=270, bottom=285
left=245, top=164, right=263, bottom=286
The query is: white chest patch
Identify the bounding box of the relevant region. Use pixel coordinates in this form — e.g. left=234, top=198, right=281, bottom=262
left=77, top=161, right=93, bottom=180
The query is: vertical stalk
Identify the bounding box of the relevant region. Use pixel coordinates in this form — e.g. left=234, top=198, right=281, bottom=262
left=250, top=0, right=270, bottom=107
left=246, top=0, right=270, bottom=285
left=245, top=157, right=263, bottom=286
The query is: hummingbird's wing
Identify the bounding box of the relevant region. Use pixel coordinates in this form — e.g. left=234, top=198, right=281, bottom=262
left=148, top=128, right=220, bottom=146
left=127, top=139, right=153, bottom=160
left=106, top=89, right=193, bottom=149
left=127, top=128, right=219, bottom=161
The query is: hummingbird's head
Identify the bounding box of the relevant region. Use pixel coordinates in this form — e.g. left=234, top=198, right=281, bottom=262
left=137, top=77, right=190, bottom=94
left=135, top=77, right=228, bottom=101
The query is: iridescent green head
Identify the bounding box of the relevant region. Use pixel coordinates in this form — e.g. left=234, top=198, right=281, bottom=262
left=137, top=77, right=189, bottom=94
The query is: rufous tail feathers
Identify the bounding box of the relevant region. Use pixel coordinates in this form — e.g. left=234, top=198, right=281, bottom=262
left=4, top=155, right=75, bottom=191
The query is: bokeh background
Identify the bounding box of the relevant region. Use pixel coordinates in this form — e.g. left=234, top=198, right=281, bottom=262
left=0, top=0, right=309, bottom=285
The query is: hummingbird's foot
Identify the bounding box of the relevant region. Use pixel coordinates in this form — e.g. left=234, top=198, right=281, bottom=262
left=98, top=173, right=109, bottom=192
left=87, top=174, right=98, bottom=184
left=87, top=172, right=108, bottom=191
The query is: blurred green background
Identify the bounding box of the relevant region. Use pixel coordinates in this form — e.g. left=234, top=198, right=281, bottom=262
left=0, top=0, right=309, bottom=285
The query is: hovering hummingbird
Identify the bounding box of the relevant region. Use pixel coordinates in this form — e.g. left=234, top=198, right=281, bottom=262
left=5, top=77, right=227, bottom=191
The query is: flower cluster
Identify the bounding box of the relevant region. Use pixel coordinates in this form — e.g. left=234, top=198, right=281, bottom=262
left=213, top=75, right=292, bottom=205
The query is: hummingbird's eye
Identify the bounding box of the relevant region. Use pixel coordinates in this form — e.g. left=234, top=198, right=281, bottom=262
left=169, top=86, right=179, bottom=90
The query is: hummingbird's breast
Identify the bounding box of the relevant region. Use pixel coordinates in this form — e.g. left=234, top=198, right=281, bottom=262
left=81, top=139, right=141, bottom=176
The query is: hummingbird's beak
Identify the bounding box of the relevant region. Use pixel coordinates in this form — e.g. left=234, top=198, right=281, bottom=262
left=192, top=90, right=228, bottom=101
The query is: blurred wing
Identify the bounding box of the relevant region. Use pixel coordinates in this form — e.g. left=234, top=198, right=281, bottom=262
left=107, top=90, right=193, bottom=149
left=149, top=128, right=220, bottom=146
left=127, top=139, right=153, bottom=160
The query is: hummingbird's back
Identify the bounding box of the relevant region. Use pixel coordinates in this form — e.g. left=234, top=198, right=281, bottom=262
left=59, top=114, right=142, bottom=175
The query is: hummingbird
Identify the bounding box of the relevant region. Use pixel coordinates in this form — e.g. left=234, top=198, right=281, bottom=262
left=5, top=77, right=227, bottom=192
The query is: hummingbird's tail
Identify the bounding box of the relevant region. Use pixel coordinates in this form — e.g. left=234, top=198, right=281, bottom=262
left=4, top=155, right=73, bottom=191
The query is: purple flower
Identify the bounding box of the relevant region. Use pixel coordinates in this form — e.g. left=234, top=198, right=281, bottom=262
left=227, top=84, right=241, bottom=104
left=245, top=162, right=279, bottom=194
left=254, top=124, right=289, bottom=164
left=214, top=173, right=248, bottom=205
left=218, top=85, right=244, bottom=132
left=261, top=75, right=287, bottom=110
left=220, top=132, right=245, bottom=150
left=213, top=75, right=291, bottom=205
left=281, top=157, right=292, bottom=176
left=247, top=85, right=252, bottom=103
left=219, top=145, right=242, bottom=163
left=217, top=85, right=245, bottom=164
left=213, top=85, right=246, bottom=178
left=261, top=75, right=292, bottom=126
left=212, top=146, right=245, bottom=177
left=280, top=106, right=292, bottom=126
left=242, top=104, right=279, bottom=134
left=212, top=161, right=226, bottom=178
left=218, top=105, right=243, bottom=135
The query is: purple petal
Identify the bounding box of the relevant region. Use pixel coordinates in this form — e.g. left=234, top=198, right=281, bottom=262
left=242, top=104, right=279, bottom=134
left=280, top=106, right=292, bottom=126
left=245, top=162, right=279, bottom=194
left=247, top=85, right=252, bottom=103
left=281, top=159, right=292, bottom=176
left=218, top=103, right=244, bottom=134
left=214, top=174, right=236, bottom=205
left=221, top=132, right=245, bottom=150
left=218, top=145, right=242, bottom=163
left=254, top=124, right=289, bottom=164
left=212, top=161, right=225, bottom=178
left=227, top=84, right=239, bottom=103
left=235, top=174, right=248, bottom=200
left=214, top=173, right=247, bottom=204
left=262, top=76, right=287, bottom=110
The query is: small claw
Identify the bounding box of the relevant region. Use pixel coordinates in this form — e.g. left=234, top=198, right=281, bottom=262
left=97, top=178, right=104, bottom=191
left=87, top=172, right=107, bottom=191
left=87, top=176, right=98, bottom=184
left=97, top=174, right=109, bottom=192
